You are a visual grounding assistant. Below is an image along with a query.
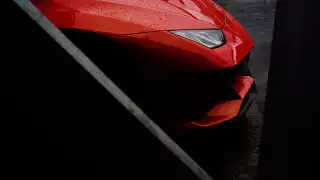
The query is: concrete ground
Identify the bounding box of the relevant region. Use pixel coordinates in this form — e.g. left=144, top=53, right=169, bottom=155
left=177, top=1, right=277, bottom=180
left=217, top=0, right=277, bottom=179
left=217, top=0, right=277, bottom=113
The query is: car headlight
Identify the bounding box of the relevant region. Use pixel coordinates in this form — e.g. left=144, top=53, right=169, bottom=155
left=169, top=30, right=226, bottom=49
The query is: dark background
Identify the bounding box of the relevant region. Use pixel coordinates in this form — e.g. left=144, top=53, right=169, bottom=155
left=2, top=2, right=200, bottom=179
left=217, top=0, right=276, bottom=113
left=1, top=0, right=279, bottom=179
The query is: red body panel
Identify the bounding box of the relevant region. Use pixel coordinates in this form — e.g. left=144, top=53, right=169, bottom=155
left=33, top=0, right=253, bottom=69
left=32, top=0, right=255, bottom=127
left=32, top=0, right=226, bottom=35
left=111, top=28, right=252, bottom=70
left=187, top=76, right=254, bottom=127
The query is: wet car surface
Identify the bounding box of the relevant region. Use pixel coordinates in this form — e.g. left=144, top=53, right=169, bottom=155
left=31, top=0, right=276, bottom=179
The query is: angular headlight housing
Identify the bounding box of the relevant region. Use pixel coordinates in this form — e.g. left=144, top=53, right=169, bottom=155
left=169, top=29, right=226, bottom=49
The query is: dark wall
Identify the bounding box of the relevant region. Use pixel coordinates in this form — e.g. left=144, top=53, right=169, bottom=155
left=258, top=0, right=320, bottom=179
left=1, top=2, right=199, bottom=179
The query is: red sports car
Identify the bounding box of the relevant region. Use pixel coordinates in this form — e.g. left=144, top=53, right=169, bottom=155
left=32, top=0, right=257, bottom=128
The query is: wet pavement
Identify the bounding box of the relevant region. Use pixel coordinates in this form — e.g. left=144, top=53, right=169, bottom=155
left=217, top=0, right=277, bottom=113
left=175, top=1, right=277, bottom=180
left=218, top=0, right=276, bottom=179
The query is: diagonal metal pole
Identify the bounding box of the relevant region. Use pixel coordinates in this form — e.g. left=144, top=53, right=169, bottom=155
left=12, top=0, right=214, bottom=180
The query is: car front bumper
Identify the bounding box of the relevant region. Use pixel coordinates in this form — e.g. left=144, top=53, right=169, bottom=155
left=186, top=78, right=257, bottom=128
left=185, top=55, right=258, bottom=128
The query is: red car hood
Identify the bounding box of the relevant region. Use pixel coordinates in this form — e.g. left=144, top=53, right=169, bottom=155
left=32, top=0, right=226, bottom=35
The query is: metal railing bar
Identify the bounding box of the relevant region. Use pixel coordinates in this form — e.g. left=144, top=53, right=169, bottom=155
left=12, top=1, right=214, bottom=180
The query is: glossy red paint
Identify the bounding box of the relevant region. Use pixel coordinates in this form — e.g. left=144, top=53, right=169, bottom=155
left=222, top=11, right=254, bottom=65
left=33, top=0, right=253, bottom=69
left=187, top=76, right=254, bottom=127
left=111, top=28, right=252, bottom=70
left=32, top=0, right=226, bottom=36
left=32, top=0, right=255, bottom=127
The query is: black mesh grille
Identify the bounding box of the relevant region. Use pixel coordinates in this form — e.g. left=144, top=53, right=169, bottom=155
left=62, top=28, right=253, bottom=124
left=139, top=54, right=252, bottom=123
left=215, top=54, right=251, bottom=84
